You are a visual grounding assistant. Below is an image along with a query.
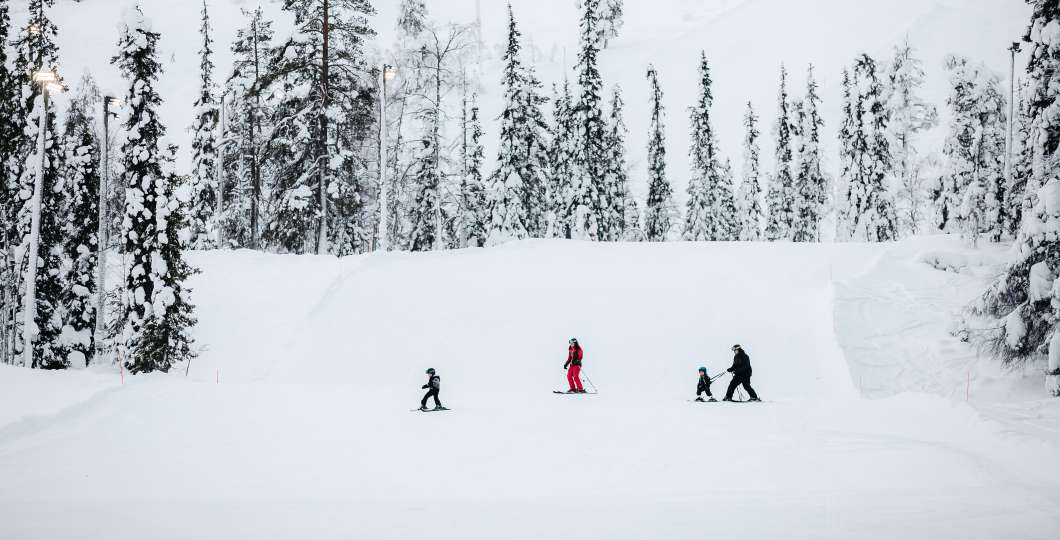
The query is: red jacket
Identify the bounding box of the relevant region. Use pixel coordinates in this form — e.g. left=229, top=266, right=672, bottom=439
left=566, top=345, right=583, bottom=367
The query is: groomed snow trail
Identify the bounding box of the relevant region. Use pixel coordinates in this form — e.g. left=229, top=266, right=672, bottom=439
left=1, top=239, right=1058, bottom=539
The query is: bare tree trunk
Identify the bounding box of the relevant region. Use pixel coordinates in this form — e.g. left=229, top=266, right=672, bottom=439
left=317, top=0, right=331, bottom=255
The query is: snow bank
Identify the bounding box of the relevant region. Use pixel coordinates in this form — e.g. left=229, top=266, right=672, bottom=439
left=2, top=237, right=1059, bottom=539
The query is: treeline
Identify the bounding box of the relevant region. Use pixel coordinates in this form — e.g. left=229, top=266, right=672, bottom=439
left=0, top=0, right=1047, bottom=380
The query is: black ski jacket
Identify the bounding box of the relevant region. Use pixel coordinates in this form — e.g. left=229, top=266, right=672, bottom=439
left=422, top=375, right=440, bottom=390
left=728, top=350, right=752, bottom=377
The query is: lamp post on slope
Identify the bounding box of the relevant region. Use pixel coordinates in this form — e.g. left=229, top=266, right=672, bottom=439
left=1006, top=41, right=1022, bottom=190
left=377, top=63, right=396, bottom=252
left=21, top=69, right=63, bottom=368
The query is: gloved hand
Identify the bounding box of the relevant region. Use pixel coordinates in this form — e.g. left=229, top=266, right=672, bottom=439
left=422, top=384, right=429, bottom=389
left=727, top=368, right=734, bottom=373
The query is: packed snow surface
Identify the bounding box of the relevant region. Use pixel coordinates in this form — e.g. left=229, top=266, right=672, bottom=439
left=1, top=237, right=1059, bottom=539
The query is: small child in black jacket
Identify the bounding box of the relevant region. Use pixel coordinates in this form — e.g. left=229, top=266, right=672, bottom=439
left=695, top=366, right=717, bottom=402
left=420, top=368, right=443, bottom=411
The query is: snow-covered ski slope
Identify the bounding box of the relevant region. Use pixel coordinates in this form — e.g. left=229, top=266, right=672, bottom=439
left=3, top=238, right=1060, bottom=539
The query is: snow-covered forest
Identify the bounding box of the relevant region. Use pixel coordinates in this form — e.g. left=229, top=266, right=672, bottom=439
left=0, top=0, right=1054, bottom=391
left=2, top=1, right=1060, bottom=538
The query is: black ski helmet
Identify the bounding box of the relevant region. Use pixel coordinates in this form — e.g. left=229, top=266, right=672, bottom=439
left=698, top=366, right=707, bottom=373
left=732, top=344, right=741, bottom=351
left=426, top=368, right=436, bottom=375
left=569, top=337, right=578, bottom=345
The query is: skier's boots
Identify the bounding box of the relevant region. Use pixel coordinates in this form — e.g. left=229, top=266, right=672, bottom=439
left=433, top=405, right=445, bottom=411
left=695, top=397, right=705, bottom=402
left=419, top=406, right=429, bottom=411
left=708, top=397, right=717, bottom=402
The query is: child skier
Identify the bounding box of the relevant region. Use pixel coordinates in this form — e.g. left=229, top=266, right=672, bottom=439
left=563, top=338, right=586, bottom=393
left=695, top=366, right=717, bottom=402
left=419, top=368, right=444, bottom=411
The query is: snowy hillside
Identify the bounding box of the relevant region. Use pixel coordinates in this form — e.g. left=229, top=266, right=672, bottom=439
left=34, top=0, right=1028, bottom=198
left=2, top=238, right=1059, bottom=539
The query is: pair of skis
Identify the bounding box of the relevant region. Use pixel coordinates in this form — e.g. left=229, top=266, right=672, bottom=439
left=411, top=407, right=450, bottom=412
left=553, top=390, right=599, bottom=395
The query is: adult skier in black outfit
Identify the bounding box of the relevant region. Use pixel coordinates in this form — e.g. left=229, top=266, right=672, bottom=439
left=723, top=345, right=761, bottom=402
left=420, top=368, right=444, bottom=411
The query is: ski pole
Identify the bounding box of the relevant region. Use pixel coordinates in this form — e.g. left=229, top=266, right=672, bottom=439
left=582, top=372, right=599, bottom=394
left=710, top=372, right=729, bottom=382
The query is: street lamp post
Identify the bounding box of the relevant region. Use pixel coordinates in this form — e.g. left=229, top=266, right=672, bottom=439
left=216, top=88, right=231, bottom=248
left=21, top=70, right=62, bottom=368
left=93, top=96, right=122, bottom=364
left=1006, top=42, right=1022, bottom=190
left=378, top=64, right=396, bottom=252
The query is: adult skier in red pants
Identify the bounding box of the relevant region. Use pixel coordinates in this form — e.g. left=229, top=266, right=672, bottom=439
left=564, top=338, right=586, bottom=393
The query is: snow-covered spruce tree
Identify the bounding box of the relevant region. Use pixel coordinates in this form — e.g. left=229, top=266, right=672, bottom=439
left=792, top=65, right=827, bottom=243
left=486, top=8, right=547, bottom=245
left=397, top=0, right=427, bottom=36
left=187, top=0, right=219, bottom=249
left=765, top=65, right=795, bottom=241
left=457, top=92, right=488, bottom=247
left=113, top=7, right=197, bottom=374
left=577, top=0, right=624, bottom=47
left=14, top=0, right=69, bottom=368
left=683, top=53, right=735, bottom=241
left=604, top=85, right=632, bottom=240
left=0, top=0, right=26, bottom=365
left=230, top=7, right=275, bottom=250
left=719, top=158, right=739, bottom=238
left=836, top=68, right=856, bottom=240
left=261, top=0, right=376, bottom=254
left=572, top=0, right=610, bottom=240
left=937, top=56, right=1008, bottom=244
left=969, top=0, right=1060, bottom=396
left=737, top=102, right=764, bottom=241
left=548, top=79, right=578, bottom=239
left=840, top=54, right=898, bottom=242
left=643, top=64, right=674, bottom=241
left=886, top=38, right=938, bottom=236
left=58, top=74, right=102, bottom=367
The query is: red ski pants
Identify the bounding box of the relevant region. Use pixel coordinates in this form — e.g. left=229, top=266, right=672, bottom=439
left=567, top=364, right=584, bottom=391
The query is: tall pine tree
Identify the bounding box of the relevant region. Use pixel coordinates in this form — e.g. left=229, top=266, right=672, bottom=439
left=188, top=0, right=219, bottom=249
left=972, top=0, right=1060, bottom=396
left=0, top=0, right=25, bottom=365
left=604, top=86, right=631, bottom=240
left=548, top=79, right=578, bottom=239
left=457, top=92, right=488, bottom=247
left=572, top=0, right=610, bottom=240
left=113, top=6, right=197, bottom=374
left=643, top=64, right=673, bottom=241
left=261, top=0, right=376, bottom=254
left=58, top=74, right=102, bottom=367
left=737, top=102, right=764, bottom=241
left=792, top=65, right=827, bottom=242
left=486, top=7, right=547, bottom=245
left=765, top=65, right=795, bottom=241
left=14, top=0, right=68, bottom=368
left=839, top=54, right=898, bottom=242
left=937, top=56, right=1007, bottom=244
left=886, top=38, right=938, bottom=236
left=683, top=53, right=735, bottom=241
